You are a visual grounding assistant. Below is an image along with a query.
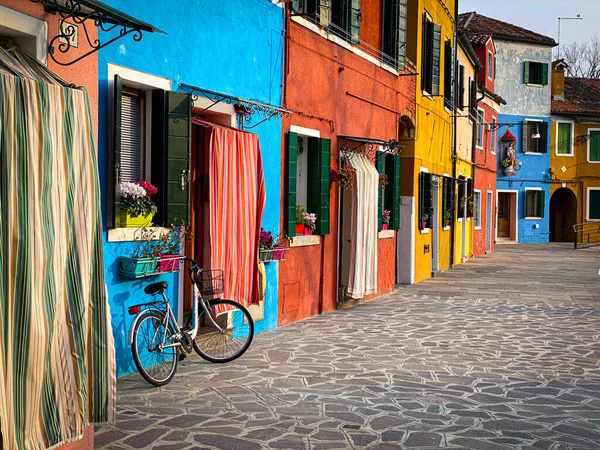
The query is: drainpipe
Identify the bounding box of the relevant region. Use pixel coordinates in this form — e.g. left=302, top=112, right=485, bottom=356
left=450, top=1, right=458, bottom=267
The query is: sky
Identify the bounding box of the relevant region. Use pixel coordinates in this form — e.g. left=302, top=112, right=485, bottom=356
left=458, top=0, right=600, bottom=52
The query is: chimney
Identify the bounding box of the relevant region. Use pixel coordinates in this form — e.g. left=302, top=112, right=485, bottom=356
left=552, top=60, right=568, bottom=101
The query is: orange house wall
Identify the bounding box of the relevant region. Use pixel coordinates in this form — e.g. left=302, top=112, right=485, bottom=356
left=0, top=3, right=98, bottom=450
left=279, top=16, right=415, bottom=326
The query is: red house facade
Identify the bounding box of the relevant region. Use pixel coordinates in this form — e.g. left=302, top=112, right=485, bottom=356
left=279, top=1, right=416, bottom=325
left=465, top=33, right=505, bottom=255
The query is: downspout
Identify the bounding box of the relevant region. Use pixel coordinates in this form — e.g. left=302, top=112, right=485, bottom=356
left=450, top=0, right=458, bottom=267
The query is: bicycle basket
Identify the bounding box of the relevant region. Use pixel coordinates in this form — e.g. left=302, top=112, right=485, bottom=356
left=196, top=269, right=224, bottom=296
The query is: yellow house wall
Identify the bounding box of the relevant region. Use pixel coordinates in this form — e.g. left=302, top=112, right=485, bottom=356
left=411, top=0, right=456, bottom=283
left=550, top=119, right=600, bottom=223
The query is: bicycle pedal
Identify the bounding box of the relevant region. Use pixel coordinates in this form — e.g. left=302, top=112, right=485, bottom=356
left=178, top=353, right=187, bottom=361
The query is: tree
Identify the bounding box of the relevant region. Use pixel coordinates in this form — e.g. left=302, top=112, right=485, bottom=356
left=559, top=36, right=600, bottom=79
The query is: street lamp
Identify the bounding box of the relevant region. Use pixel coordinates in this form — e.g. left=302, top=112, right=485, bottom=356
left=558, top=15, right=583, bottom=59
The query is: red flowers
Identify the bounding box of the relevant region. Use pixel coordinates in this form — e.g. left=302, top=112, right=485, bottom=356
left=134, top=181, right=158, bottom=198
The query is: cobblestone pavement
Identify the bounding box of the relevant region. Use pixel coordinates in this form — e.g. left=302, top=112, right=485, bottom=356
left=96, top=244, right=600, bottom=449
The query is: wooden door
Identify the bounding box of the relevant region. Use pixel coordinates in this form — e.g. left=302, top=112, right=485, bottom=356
left=498, top=193, right=510, bottom=238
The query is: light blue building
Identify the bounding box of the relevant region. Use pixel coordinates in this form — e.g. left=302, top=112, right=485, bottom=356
left=460, top=13, right=557, bottom=244
left=96, top=0, right=285, bottom=377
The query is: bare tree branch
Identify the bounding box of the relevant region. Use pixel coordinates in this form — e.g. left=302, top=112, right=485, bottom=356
left=558, top=35, right=600, bottom=79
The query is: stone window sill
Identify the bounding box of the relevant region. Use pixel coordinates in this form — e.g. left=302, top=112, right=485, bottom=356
left=108, top=227, right=170, bottom=243
left=290, top=235, right=320, bottom=247
left=378, top=230, right=394, bottom=239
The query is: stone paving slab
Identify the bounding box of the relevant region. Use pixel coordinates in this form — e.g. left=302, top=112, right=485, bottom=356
left=96, top=244, right=600, bottom=449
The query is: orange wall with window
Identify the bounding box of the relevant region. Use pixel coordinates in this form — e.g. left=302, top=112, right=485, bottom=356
left=280, top=8, right=416, bottom=326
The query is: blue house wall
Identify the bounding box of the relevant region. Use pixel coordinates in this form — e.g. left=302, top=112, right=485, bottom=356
left=96, top=0, right=284, bottom=377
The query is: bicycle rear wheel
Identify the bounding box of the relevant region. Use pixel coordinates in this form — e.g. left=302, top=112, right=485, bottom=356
left=193, top=299, right=254, bottom=363
left=132, top=311, right=178, bottom=386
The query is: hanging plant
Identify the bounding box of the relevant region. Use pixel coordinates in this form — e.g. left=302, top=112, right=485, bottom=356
left=379, top=174, right=388, bottom=188
left=340, top=157, right=355, bottom=191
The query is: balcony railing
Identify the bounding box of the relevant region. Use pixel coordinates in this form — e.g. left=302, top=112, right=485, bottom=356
left=573, top=222, right=600, bottom=249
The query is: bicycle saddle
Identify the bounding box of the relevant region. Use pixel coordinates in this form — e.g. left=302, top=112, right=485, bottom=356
left=144, top=281, right=168, bottom=295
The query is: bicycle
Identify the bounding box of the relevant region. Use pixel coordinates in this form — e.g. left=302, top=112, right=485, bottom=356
left=127, top=257, right=254, bottom=386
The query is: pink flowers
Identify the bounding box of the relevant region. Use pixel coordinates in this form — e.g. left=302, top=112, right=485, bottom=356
left=382, top=210, right=390, bottom=225
left=304, top=213, right=317, bottom=231
left=259, top=229, right=275, bottom=249
left=135, top=181, right=158, bottom=198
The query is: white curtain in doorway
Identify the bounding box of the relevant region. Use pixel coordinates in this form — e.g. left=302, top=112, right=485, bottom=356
left=347, top=154, right=379, bottom=299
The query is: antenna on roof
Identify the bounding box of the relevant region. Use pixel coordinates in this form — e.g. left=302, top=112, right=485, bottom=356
left=558, top=15, right=583, bottom=59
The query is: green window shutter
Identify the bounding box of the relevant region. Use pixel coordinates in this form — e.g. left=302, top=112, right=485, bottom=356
left=377, top=155, right=385, bottom=231
left=418, top=172, right=424, bottom=230
left=151, top=90, right=192, bottom=226
left=522, top=122, right=530, bottom=154
left=382, top=0, right=396, bottom=63
left=590, top=132, right=600, bottom=162
left=425, top=173, right=433, bottom=227
left=442, top=177, right=448, bottom=217
left=398, top=0, right=407, bottom=71
left=467, top=178, right=474, bottom=217
left=112, top=74, right=122, bottom=228
left=540, top=121, right=549, bottom=153
left=523, top=61, right=530, bottom=84
left=541, top=63, right=549, bottom=85
left=391, top=155, right=401, bottom=229
left=590, top=190, right=600, bottom=219
left=287, top=132, right=298, bottom=236
left=431, top=23, right=441, bottom=96
left=444, top=40, right=451, bottom=105
left=350, top=0, right=361, bottom=44
left=450, top=177, right=455, bottom=219
left=307, top=137, right=330, bottom=235
left=557, top=123, right=568, bottom=154
left=538, top=190, right=545, bottom=218
left=421, top=13, right=429, bottom=92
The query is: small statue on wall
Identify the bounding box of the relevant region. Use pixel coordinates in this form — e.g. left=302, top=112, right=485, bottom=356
left=500, top=130, right=519, bottom=176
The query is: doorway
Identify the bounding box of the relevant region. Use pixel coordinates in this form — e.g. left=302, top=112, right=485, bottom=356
left=497, top=191, right=517, bottom=241
left=485, top=191, right=493, bottom=252
left=550, top=187, right=577, bottom=242
left=431, top=181, right=439, bottom=272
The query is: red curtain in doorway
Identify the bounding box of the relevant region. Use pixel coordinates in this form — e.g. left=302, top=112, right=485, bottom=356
left=192, top=119, right=266, bottom=307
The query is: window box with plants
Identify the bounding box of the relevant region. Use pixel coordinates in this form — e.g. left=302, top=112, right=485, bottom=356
left=382, top=210, right=390, bottom=230
left=116, top=181, right=158, bottom=228
left=295, top=203, right=317, bottom=236
left=421, top=213, right=429, bottom=230
left=258, top=228, right=289, bottom=262
left=444, top=210, right=452, bottom=228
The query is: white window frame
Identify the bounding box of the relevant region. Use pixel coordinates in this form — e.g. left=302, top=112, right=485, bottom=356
left=0, top=5, right=48, bottom=63
left=476, top=108, right=485, bottom=150
left=523, top=118, right=544, bottom=156
left=524, top=187, right=543, bottom=220
left=555, top=120, right=574, bottom=157
left=487, top=51, right=493, bottom=80
left=419, top=166, right=430, bottom=234
left=586, top=187, right=600, bottom=221
left=473, top=189, right=482, bottom=229
left=491, top=116, right=497, bottom=155
left=587, top=128, right=600, bottom=163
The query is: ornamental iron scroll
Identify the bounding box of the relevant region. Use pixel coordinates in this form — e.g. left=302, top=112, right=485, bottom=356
left=338, top=136, right=403, bottom=162
left=31, top=0, right=163, bottom=66
left=179, top=83, right=291, bottom=130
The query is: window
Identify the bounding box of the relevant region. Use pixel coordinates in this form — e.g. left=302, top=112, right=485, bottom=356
left=525, top=189, right=545, bottom=218
left=556, top=122, right=573, bottom=155
left=476, top=109, right=485, bottom=148
left=292, top=0, right=331, bottom=27
left=523, top=61, right=548, bottom=85
left=473, top=191, right=481, bottom=228
left=442, top=176, right=455, bottom=227
left=287, top=132, right=331, bottom=236
left=377, top=153, right=402, bottom=230
left=443, top=39, right=454, bottom=108
left=457, top=64, right=465, bottom=109
left=111, top=74, right=192, bottom=228
left=491, top=116, right=497, bottom=154
left=522, top=120, right=548, bottom=154
left=331, top=0, right=361, bottom=43
left=487, top=51, right=493, bottom=79
left=469, top=78, right=477, bottom=120
left=382, top=0, right=408, bottom=70
left=587, top=188, right=600, bottom=220
left=421, top=13, right=441, bottom=96
left=419, top=172, right=433, bottom=229
left=588, top=131, right=600, bottom=162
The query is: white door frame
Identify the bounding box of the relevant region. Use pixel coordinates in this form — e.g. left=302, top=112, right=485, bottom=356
left=431, top=179, right=440, bottom=272
left=486, top=190, right=493, bottom=252
left=496, top=189, right=519, bottom=242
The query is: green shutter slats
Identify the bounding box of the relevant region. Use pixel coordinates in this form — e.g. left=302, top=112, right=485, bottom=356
left=393, top=155, right=401, bottom=229
left=523, top=61, right=530, bottom=84
left=541, top=63, right=549, bottom=86
left=421, top=13, right=428, bottom=92
left=432, top=23, right=441, bottom=96
left=382, top=0, right=396, bottom=65
left=591, top=132, right=600, bottom=162
left=112, top=74, right=122, bottom=227
left=350, top=0, right=361, bottom=44
left=425, top=173, right=433, bottom=228
left=540, top=121, right=549, bottom=153
left=306, top=136, right=320, bottom=219
left=398, top=0, right=407, bottom=71
left=538, top=190, right=545, bottom=218
left=590, top=190, right=600, bottom=219
left=318, top=138, right=331, bottom=235
left=467, top=178, right=474, bottom=217
left=377, top=155, right=385, bottom=231
left=287, top=132, right=298, bottom=236
left=419, top=172, right=424, bottom=230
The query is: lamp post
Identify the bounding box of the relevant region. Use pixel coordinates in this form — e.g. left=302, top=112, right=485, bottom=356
left=558, top=15, right=583, bottom=59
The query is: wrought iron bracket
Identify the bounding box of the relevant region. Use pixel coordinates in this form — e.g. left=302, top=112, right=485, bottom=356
left=577, top=134, right=593, bottom=144
left=180, top=83, right=291, bottom=130
left=339, top=136, right=403, bottom=162
left=31, top=0, right=163, bottom=66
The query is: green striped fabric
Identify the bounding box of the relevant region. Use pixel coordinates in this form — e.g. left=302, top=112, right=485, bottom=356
left=0, top=46, right=115, bottom=450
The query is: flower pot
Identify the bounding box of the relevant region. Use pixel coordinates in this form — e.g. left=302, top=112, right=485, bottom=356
left=304, top=228, right=313, bottom=236
left=295, top=223, right=305, bottom=235
left=272, top=246, right=288, bottom=261
left=382, top=224, right=389, bottom=231
left=422, top=222, right=428, bottom=229
left=116, top=211, right=153, bottom=228
left=119, top=256, right=159, bottom=278
left=445, top=220, right=450, bottom=227
left=158, top=253, right=182, bottom=272
left=259, top=248, right=273, bottom=262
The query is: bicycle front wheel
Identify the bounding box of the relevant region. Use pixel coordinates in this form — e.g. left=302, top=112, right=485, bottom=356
left=193, top=299, right=254, bottom=363
left=132, top=311, right=178, bottom=386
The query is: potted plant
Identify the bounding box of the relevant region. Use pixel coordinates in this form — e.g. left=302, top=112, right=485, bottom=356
left=304, top=212, right=317, bottom=236
left=259, top=228, right=289, bottom=262
left=340, top=157, right=355, bottom=191
left=382, top=210, right=390, bottom=230
left=459, top=195, right=474, bottom=211
left=421, top=213, right=429, bottom=229
left=152, top=222, right=192, bottom=273
left=444, top=210, right=452, bottom=227
left=295, top=203, right=306, bottom=235
left=119, top=227, right=160, bottom=278
left=117, top=181, right=158, bottom=228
